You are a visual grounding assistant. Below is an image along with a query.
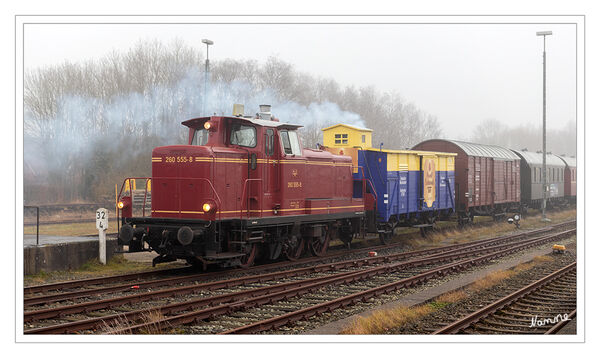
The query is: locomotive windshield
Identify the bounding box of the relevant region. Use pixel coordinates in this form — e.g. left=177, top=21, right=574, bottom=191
left=280, top=130, right=302, bottom=156
left=192, top=129, right=209, bottom=146
left=230, top=123, right=257, bottom=147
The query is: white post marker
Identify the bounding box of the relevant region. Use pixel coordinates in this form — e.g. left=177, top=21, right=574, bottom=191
left=96, top=208, right=108, bottom=265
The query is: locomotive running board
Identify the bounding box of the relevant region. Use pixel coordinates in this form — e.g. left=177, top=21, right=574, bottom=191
left=204, top=252, right=245, bottom=260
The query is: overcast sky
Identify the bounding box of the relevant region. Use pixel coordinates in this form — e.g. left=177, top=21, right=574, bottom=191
left=24, top=22, right=577, bottom=139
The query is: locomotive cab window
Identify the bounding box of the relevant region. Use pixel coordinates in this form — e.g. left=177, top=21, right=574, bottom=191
left=265, top=129, right=274, bottom=156
left=280, top=130, right=302, bottom=156
left=230, top=123, right=257, bottom=148
left=192, top=128, right=209, bottom=146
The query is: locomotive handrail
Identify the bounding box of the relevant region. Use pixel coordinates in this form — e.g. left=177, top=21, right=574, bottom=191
left=353, top=166, right=378, bottom=204
left=117, top=177, right=223, bottom=222
left=240, top=178, right=264, bottom=220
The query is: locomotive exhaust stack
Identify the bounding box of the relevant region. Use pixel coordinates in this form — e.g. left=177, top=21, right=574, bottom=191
left=258, top=104, right=273, bottom=121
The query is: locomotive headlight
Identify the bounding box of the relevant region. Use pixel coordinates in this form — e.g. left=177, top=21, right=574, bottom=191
left=202, top=202, right=213, bottom=212
left=117, top=201, right=125, bottom=209
left=203, top=121, right=217, bottom=131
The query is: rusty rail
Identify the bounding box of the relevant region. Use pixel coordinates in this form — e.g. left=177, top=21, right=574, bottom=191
left=221, top=229, right=575, bottom=334
left=26, top=227, right=573, bottom=334
left=24, top=224, right=562, bottom=309
left=433, top=261, right=577, bottom=335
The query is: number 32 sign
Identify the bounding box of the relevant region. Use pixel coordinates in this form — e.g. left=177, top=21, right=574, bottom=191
left=96, top=208, right=108, bottom=231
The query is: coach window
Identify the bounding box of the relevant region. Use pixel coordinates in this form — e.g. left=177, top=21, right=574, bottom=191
left=280, top=130, right=302, bottom=156
left=230, top=123, right=256, bottom=148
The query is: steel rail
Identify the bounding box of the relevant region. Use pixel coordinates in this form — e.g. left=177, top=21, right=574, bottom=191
left=24, top=217, right=574, bottom=296
left=220, top=229, right=575, bottom=334
left=24, top=239, right=412, bottom=304
left=24, top=227, right=568, bottom=322
left=25, top=228, right=574, bottom=333
left=24, top=267, right=192, bottom=295
left=433, top=261, right=576, bottom=334
left=28, top=247, right=473, bottom=334
left=24, top=236, right=409, bottom=295
left=545, top=309, right=576, bottom=334
left=25, top=222, right=568, bottom=304
left=108, top=228, right=575, bottom=335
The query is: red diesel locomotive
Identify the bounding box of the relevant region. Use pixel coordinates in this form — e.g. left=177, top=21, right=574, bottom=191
left=117, top=106, right=370, bottom=267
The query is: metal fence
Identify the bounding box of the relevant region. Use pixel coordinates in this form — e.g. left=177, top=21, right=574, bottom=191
left=24, top=206, right=39, bottom=245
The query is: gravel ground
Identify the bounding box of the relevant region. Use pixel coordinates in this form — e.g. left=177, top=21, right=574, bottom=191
left=390, top=242, right=576, bottom=334
left=263, top=235, right=577, bottom=334
left=23, top=223, right=576, bottom=334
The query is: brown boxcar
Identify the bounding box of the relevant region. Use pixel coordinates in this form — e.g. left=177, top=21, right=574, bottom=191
left=413, top=140, right=520, bottom=222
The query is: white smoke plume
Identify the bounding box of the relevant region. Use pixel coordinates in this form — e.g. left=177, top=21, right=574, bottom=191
left=24, top=68, right=365, bottom=200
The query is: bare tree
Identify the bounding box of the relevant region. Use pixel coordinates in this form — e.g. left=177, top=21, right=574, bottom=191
left=24, top=39, right=445, bottom=204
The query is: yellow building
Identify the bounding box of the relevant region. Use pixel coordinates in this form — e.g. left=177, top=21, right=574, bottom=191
left=322, top=124, right=372, bottom=149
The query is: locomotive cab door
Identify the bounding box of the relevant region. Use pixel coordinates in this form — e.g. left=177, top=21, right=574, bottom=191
left=229, top=120, right=262, bottom=217
left=263, top=128, right=280, bottom=215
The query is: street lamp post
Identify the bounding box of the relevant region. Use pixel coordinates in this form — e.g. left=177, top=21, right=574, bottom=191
left=202, top=39, right=214, bottom=116
left=536, top=31, right=552, bottom=222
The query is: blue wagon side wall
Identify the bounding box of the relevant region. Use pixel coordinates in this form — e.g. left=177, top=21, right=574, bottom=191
left=356, top=148, right=455, bottom=223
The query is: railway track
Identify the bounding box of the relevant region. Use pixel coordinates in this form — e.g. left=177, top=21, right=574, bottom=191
left=24, top=222, right=570, bottom=306
left=433, top=262, right=577, bottom=335
left=24, top=219, right=575, bottom=298
left=23, top=224, right=575, bottom=334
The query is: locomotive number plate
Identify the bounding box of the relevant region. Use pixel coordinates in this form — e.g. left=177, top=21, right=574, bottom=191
left=287, top=181, right=303, bottom=188
left=165, top=156, right=194, bottom=163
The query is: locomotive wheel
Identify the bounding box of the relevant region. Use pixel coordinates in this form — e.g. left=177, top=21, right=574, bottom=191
left=309, top=226, right=331, bottom=257
left=283, top=235, right=305, bottom=261
left=238, top=243, right=258, bottom=268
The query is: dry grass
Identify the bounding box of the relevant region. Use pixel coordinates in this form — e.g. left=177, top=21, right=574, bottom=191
left=533, top=255, right=554, bottom=263
left=102, top=309, right=174, bottom=335
left=406, top=208, right=576, bottom=251
left=341, top=252, right=558, bottom=334
left=470, top=270, right=514, bottom=291
left=24, top=254, right=184, bottom=286
left=24, top=220, right=119, bottom=236
left=341, top=304, right=434, bottom=334
left=341, top=289, right=468, bottom=334
left=436, top=290, right=467, bottom=303
left=469, top=254, right=556, bottom=292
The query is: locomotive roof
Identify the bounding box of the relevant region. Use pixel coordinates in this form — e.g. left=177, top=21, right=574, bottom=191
left=418, top=139, right=520, bottom=160
left=511, top=150, right=566, bottom=167
left=182, top=116, right=303, bottom=129
left=553, top=154, right=577, bottom=168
